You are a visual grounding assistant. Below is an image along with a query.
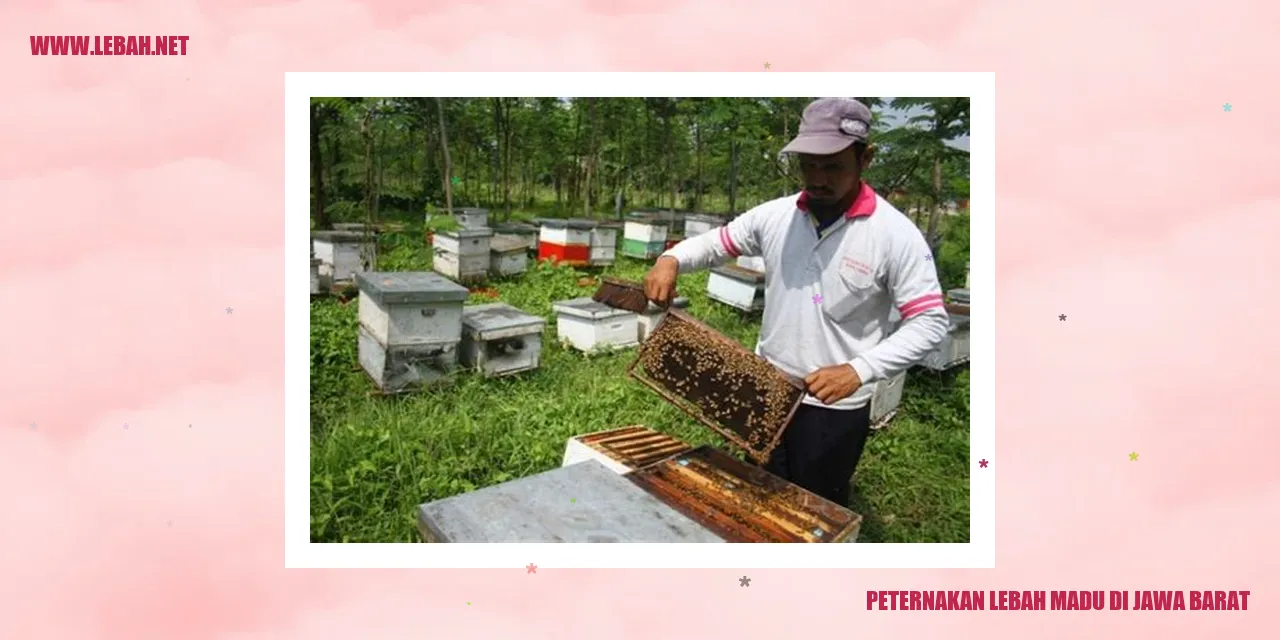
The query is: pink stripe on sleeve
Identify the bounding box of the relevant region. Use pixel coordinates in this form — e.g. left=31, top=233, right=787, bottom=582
left=719, top=226, right=741, bottom=257
left=899, top=293, right=943, bottom=318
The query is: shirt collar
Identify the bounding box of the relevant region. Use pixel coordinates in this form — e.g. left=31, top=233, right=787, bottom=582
left=795, top=181, right=878, bottom=219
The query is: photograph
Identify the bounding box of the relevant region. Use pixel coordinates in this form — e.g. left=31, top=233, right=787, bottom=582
left=304, top=83, right=974, bottom=548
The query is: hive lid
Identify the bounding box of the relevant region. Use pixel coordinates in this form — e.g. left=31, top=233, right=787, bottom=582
left=947, top=288, right=970, bottom=304
left=552, top=296, right=635, bottom=320
left=311, top=230, right=367, bottom=243
left=462, top=302, right=545, bottom=334
left=684, top=213, right=725, bottom=224
left=355, top=271, right=470, bottom=305
left=493, top=222, right=538, bottom=233
left=416, top=459, right=723, bottom=543
left=627, top=445, right=861, bottom=542
left=594, top=220, right=623, bottom=229
left=538, top=218, right=595, bottom=230
left=440, top=227, right=494, bottom=239
left=625, top=212, right=667, bottom=224
left=489, top=235, right=527, bottom=254
left=627, top=309, right=805, bottom=464
left=710, top=264, right=765, bottom=284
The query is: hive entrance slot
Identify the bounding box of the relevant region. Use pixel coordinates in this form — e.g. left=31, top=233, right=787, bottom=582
left=626, top=309, right=804, bottom=464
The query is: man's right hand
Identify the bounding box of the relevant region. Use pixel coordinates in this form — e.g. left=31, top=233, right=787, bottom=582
left=643, top=255, right=681, bottom=308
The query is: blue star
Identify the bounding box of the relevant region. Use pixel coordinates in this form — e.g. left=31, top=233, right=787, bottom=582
left=1223, top=103, right=1232, bottom=112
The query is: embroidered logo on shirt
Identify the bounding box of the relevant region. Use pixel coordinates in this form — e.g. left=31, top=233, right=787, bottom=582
left=841, top=256, right=873, bottom=275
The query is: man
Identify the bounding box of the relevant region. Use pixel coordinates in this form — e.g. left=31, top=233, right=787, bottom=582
left=642, top=97, right=950, bottom=507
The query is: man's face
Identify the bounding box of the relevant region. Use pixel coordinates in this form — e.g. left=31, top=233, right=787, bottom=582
left=797, top=144, right=870, bottom=210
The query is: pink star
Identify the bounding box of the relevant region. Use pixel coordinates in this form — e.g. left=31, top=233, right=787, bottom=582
left=526, top=563, right=537, bottom=574
left=812, top=294, right=823, bottom=305
left=978, top=459, right=989, bottom=468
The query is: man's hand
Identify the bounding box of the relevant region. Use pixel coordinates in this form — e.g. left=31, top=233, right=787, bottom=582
left=804, top=364, right=863, bottom=405
left=643, top=255, right=680, bottom=308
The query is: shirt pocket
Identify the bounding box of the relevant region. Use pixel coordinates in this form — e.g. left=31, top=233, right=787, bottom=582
left=821, top=256, right=878, bottom=321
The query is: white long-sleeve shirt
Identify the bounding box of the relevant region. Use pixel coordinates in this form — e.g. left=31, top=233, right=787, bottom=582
left=662, top=182, right=950, bottom=410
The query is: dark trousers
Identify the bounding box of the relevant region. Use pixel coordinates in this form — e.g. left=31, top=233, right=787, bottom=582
left=763, top=403, right=872, bottom=507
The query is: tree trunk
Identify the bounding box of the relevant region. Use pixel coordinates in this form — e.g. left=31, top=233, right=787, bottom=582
left=926, top=156, right=943, bottom=254
left=310, top=102, right=329, bottom=230
left=694, top=115, right=703, bottom=212
left=436, top=98, right=455, bottom=219
left=728, top=138, right=740, bottom=214
left=360, top=104, right=376, bottom=270
left=582, top=98, right=599, bottom=219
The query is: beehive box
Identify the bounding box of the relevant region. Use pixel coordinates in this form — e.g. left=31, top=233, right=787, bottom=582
left=636, top=296, right=690, bottom=343
left=433, top=227, right=494, bottom=283
left=488, top=235, right=529, bottom=277
left=869, top=371, right=907, bottom=429
left=460, top=302, right=545, bottom=377
left=492, top=222, right=539, bottom=252
left=552, top=297, right=639, bottom=353
left=622, top=214, right=669, bottom=259
left=589, top=221, right=620, bottom=266
left=921, top=306, right=971, bottom=371
left=537, top=218, right=594, bottom=266
left=417, top=459, right=723, bottom=543
left=356, top=271, right=469, bottom=348
left=707, top=264, right=766, bottom=312
left=454, top=207, right=489, bottom=230
left=312, top=230, right=375, bottom=284
left=947, top=288, right=970, bottom=306
left=309, top=258, right=322, bottom=296
left=683, top=213, right=724, bottom=238
left=561, top=425, right=692, bottom=475
left=628, top=309, right=805, bottom=464
left=358, top=327, right=460, bottom=393
left=331, top=222, right=380, bottom=234
left=664, top=233, right=683, bottom=251
left=627, top=445, right=862, bottom=542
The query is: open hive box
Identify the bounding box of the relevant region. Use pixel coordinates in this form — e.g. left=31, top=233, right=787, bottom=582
left=626, top=445, right=862, bottom=542
left=627, top=308, right=805, bottom=464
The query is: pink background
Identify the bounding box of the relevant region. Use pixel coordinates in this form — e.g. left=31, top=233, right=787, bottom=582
left=4, top=0, right=1278, bottom=637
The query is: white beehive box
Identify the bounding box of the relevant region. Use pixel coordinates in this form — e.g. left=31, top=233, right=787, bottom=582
left=552, top=297, right=639, bottom=353
left=736, top=255, right=767, bottom=273
left=869, top=371, right=907, bottom=429
left=538, top=218, right=593, bottom=246
left=948, top=288, right=970, bottom=306
left=621, top=213, right=670, bottom=259
left=623, top=219, right=668, bottom=243
left=589, top=221, right=620, bottom=266
left=454, top=207, right=489, bottom=230
left=433, top=227, right=494, bottom=282
left=707, top=264, right=765, bottom=312
left=683, top=213, right=724, bottom=238
left=561, top=425, right=693, bottom=475
left=310, top=258, right=322, bottom=295
left=489, top=235, right=529, bottom=277
left=920, top=309, right=971, bottom=371
left=460, top=302, right=546, bottom=377
left=355, top=271, right=471, bottom=393
left=636, top=296, right=689, bottom=343
left=312, top=230, right=375, bottom=284
left=493, top=222, right=539, bottom=252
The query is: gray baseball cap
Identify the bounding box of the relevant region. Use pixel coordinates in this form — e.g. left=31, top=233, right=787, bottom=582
left=781, top=97, right=873, bottom=156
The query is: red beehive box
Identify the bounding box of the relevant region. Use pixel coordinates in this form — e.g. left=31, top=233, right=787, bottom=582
left=537, top=218, right=594, bottom=267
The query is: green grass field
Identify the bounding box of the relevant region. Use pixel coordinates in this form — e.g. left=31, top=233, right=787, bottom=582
left=310, top=228, right=971, bottom=543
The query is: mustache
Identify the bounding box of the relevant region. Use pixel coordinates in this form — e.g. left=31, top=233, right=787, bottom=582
left=805, top=187, right=833, bottom=196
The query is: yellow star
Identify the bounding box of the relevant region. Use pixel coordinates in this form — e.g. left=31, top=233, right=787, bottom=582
left=764, top=62, right=771, bottom=70
left=1128, top=452, right=1138, bottom=461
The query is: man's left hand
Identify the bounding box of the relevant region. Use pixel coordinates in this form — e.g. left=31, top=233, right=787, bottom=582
left=804, top=364, right=863, bottom=405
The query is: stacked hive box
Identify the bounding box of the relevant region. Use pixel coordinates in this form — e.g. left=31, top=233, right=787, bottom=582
left=890, top=305, right=970, bottom=371
left=707, top=264, right=766, bottom=312
left=682, top=213, right=724, bottom=238
left=537, top=219, right=594, bottom=267
left=589, top=221, right=620, bottom=267
left=312, top=230, right=375, bottom=285
left=433, top=227, right=494, bottom=283
left=622, top=213, right=669, bottom=259
left=310, top=258, right=322, bottom=295
left=492, top=222, right=538, bottom=254
left=635, top=296, right=689, bottom=343
left=869, top=372, right=907, bottom=429
left=552, top=297, right=639, bottom=353
left=454, top=207, right=489, bottom=230
left=460, top=302, right=545, bottom=377
left=488, top=235, right=529, bottom=277
left=355, top=272, right=470, bottom=393
left=737, top=255, right=766, bottom=272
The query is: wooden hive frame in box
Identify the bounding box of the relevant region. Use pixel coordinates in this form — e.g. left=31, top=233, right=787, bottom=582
left=626, top=445, right=862, bottom=542
left=626, top=308, right=805, bottom=465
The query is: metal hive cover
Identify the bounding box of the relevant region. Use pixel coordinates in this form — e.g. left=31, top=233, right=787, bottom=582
left=493, top=222, right=538, bottom=233
left=355, top=271, right=470, bottom=306
left=553, top=297, right=634, bottom=320
left=710, top=264, right=765, bottom=284
left=627, top=445, right=861, bottom=542
left=684, top=213, right=725, bottom=224
left=440, top=227, right=494, bottom=239
left=627, top=309, right=805, bottom=464
left=489, top=235, right=527, bottom=253
left=311, top=230, right=367, bottom=243
left=462, top=302, right=545, bottom=335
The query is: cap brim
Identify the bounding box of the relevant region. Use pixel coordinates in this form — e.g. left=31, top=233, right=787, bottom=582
left=780, top=134, right=856, bottom=156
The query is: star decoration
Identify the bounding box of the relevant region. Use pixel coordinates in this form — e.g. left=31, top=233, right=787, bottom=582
left=739, top=576, right=751, bottom=587
left=29, top=422, right=36, bottom=431
left=1223, top=103, right=1232, bottom=112
left=123, top=423, right=130, bottom=430
left=978, top=459, right=988, bottom=468
left=924, top=254, right=933, bottom=262
left=167, top=520, right=172, bottom=527
left=1059, top=314, right=1066, bottom=321
left=570, top=498, right=576, bottom=503
left=763, top=62, right=771, bottom=70
left=451, top=176, right=461, bottom=186
left=526, top=563, right=537, bottom=574
left=812, top=294, right=822, bottom=305
left=1129, top=452, right=1138, bottom=461
left=225, top=307, right=233, bottom=314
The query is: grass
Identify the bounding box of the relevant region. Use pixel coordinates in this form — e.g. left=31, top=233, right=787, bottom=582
left=310, top=223, right=971, bottom=543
